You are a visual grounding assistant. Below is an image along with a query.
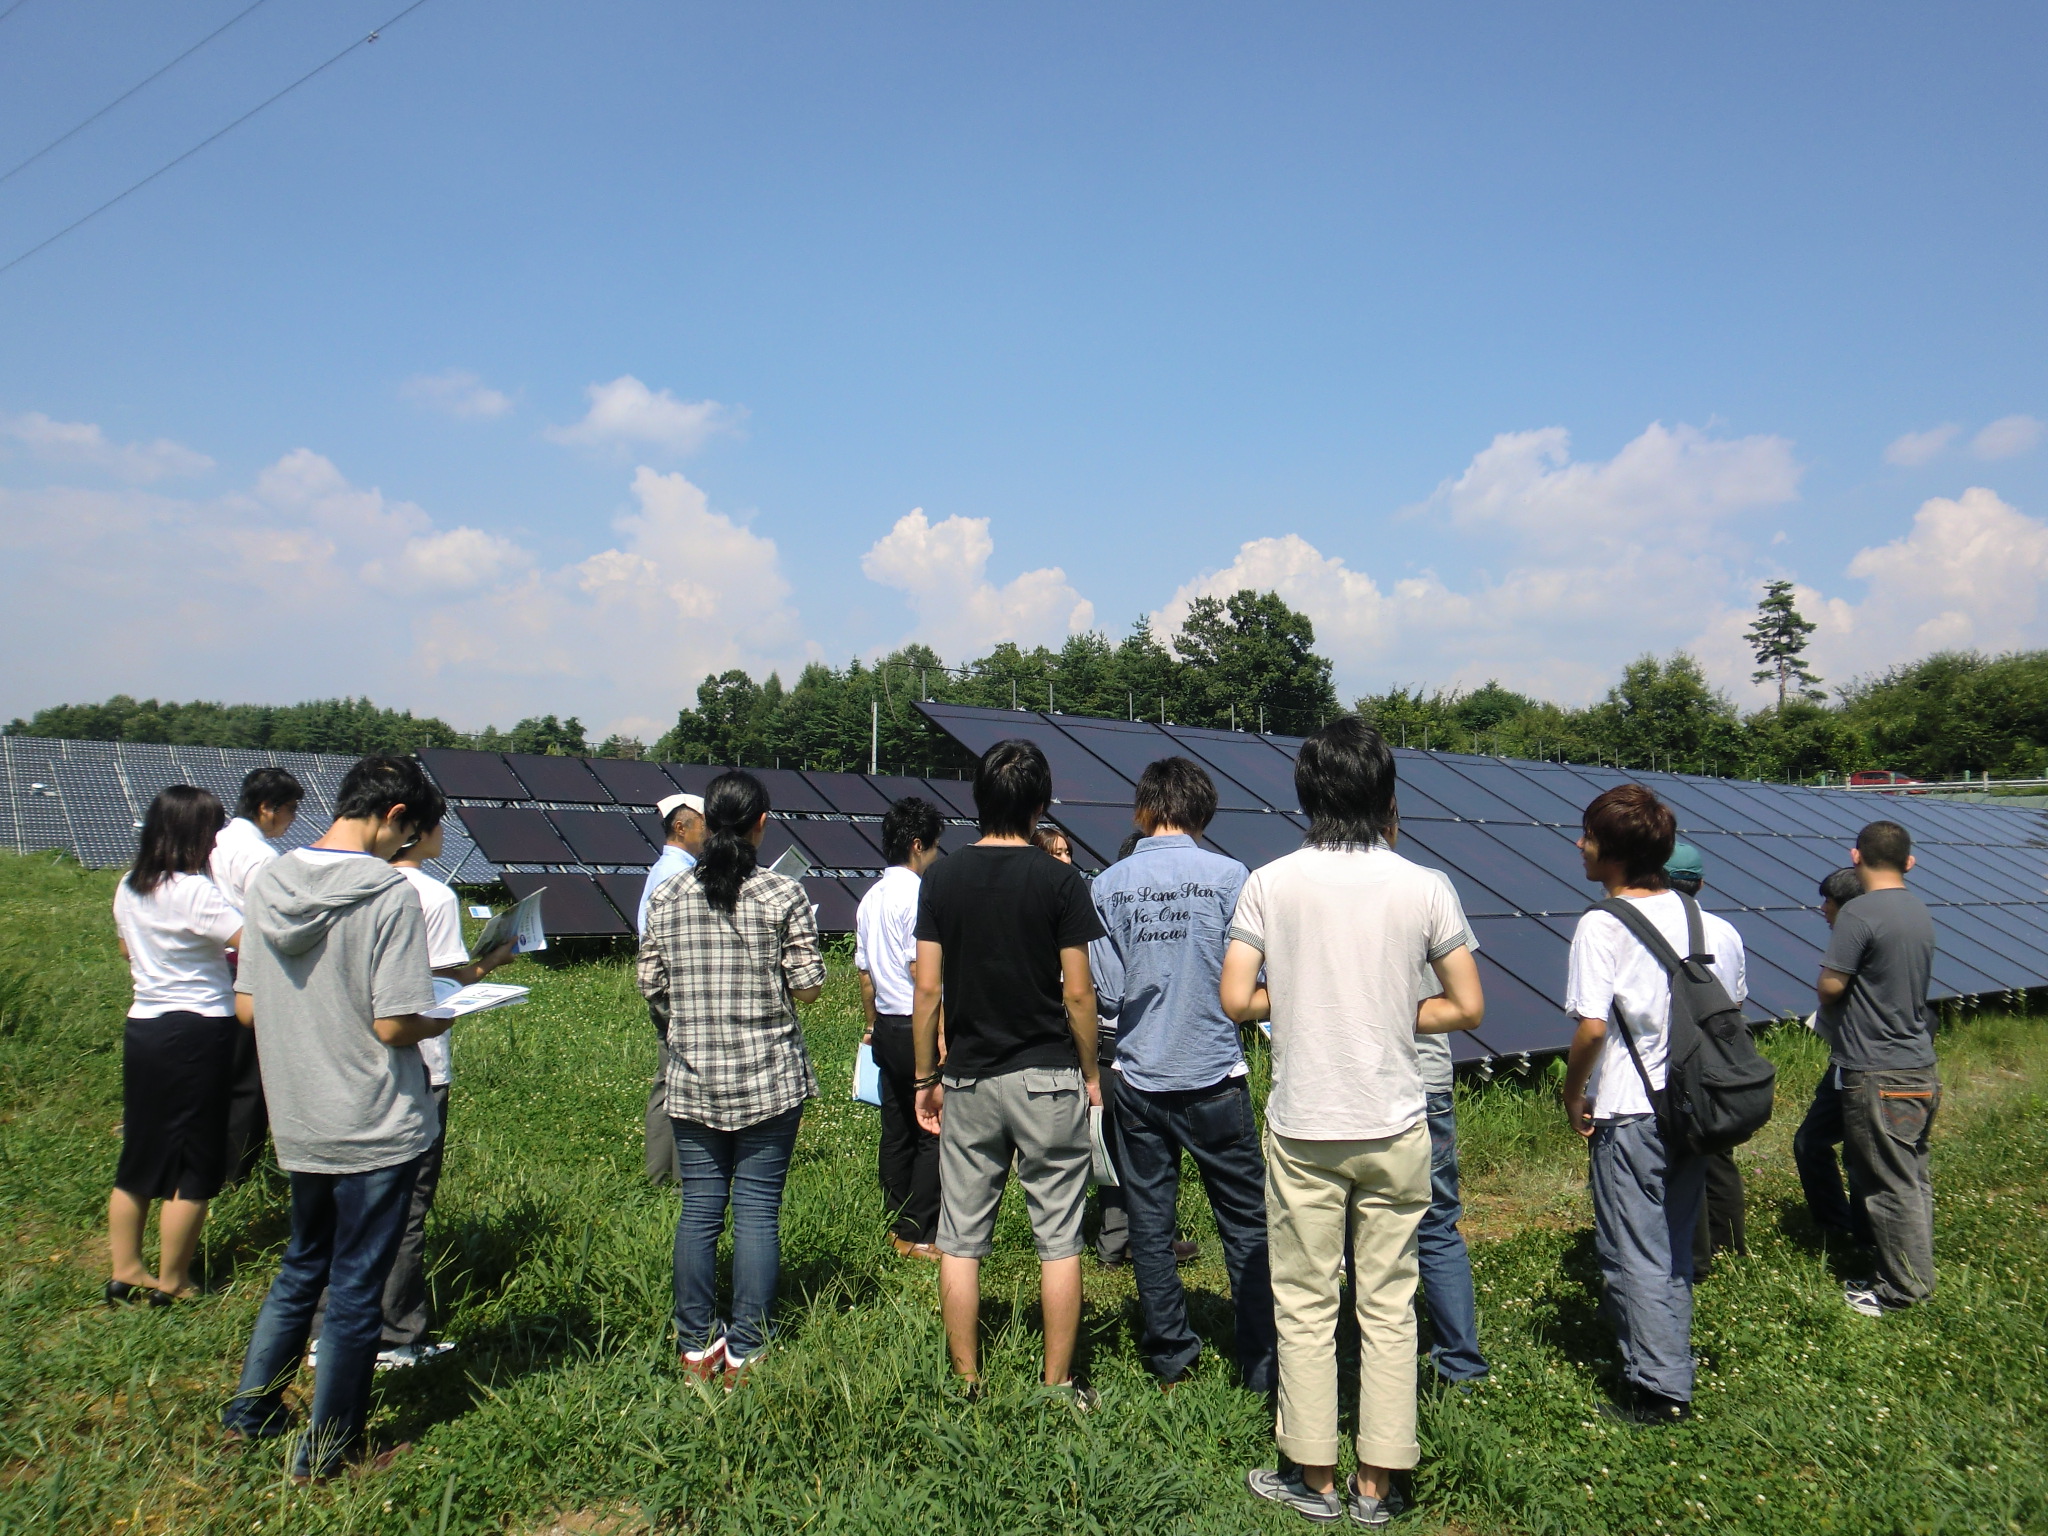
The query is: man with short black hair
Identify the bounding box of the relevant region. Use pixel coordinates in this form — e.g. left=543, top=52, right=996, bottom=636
left=640, top=792, right=705, bottom=1186
left=857, top=796, right=944, bottom=1257
left=914, top=740, right=1105, bottom=1403
left=1793, top=867, right=1874, bottom=1245
left=221, top=753, right=447, bottom=1481
left=1820, top=821, right=1940, bottom=1316
left=1093, top=757, right=1273, bottom=1392
left=211, top=766, right=304, bottom=1184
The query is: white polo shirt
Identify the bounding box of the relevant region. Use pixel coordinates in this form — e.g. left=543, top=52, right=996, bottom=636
left=209, top=816, right=279, bottom=911
left=854, top=864, right=921, bottom=1017
left=397, top=865, right=468, bottom=1087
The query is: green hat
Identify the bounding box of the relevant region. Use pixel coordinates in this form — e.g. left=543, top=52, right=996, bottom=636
left=1666, top=841, right=1705, bottom=880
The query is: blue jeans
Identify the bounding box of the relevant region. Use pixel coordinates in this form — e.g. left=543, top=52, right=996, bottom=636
left=672, top=1105, right=803, bottom=1360
left=1110, top=1072, right=1275, bottom=1392
left=221, top=1156, right=421, bottom=1477
left=1793, top=1071, right=1874, bottom=1244
left=1590, top=1115, right=1704, bottom=1403
left=1417, top=1091, right=1488, bottom=1381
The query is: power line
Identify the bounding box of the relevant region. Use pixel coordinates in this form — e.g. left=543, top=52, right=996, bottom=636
left=1, top=0, right=275, bottom=189
left=0, top=0, right=434, bottom=280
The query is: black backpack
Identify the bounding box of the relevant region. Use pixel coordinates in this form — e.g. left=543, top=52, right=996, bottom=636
left=1598, top=893, right=1777, bottom=1156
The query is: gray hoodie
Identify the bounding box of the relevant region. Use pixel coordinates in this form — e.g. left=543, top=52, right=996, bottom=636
left=237, top=848, right=437, bottom=1174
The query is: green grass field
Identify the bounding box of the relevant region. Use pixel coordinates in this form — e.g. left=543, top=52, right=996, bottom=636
left=1, top=849, right=2043, bottom=1534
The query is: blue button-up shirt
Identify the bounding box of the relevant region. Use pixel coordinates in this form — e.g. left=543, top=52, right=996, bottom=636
left=638, top=844, right=697, bottom=937
left=1089, top=833, right=1250, bottom=1093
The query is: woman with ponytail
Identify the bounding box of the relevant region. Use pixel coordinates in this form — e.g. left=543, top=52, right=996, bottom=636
left=107, top=784, right=244, bottom=1304
left=638, top=770, right=826, bottom=1383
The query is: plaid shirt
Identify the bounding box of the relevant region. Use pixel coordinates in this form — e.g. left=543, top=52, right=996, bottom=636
left=638, top=865, right=825, bottom=1130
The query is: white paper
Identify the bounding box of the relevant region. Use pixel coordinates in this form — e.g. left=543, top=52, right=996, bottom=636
left=421, top=981, right=531, bottom=1020
left=1088, top=1105, right=1119, bottom=1188
left=473, top=888, right=547, bottom=957
left=851, top=1041, right=883, bottom=1105
left=770, top=845, right=811, bottom=880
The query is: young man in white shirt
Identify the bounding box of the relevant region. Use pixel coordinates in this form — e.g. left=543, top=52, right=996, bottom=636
left=639, top=792, right=705, bottom=1186
left=855, top=796, right=943, bottom=1258
left=1223, top=719, right=1484, bottom=1528
left=1563, top=785, right=1747, bottom=1424
left=210, top=767, right=304, bottom=1187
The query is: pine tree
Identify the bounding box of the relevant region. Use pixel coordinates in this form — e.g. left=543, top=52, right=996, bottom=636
left=1746, top=579, right=1823, bottom=709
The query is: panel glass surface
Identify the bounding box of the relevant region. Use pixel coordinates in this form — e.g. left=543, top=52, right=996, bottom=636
left=919, top=706, right=1133, bottom=803
left=455, top=807, right=575, bottom=864
left=1965, top=901, right=2048, bottom=960
left=1473, top=821, right=1589, bottom=903
left=501, top=871, right=631, bottom=936
left=791, top=821, right=884, bottom=870
left=1786, top=789, right=1882, bottom=838
left=1400, top=822, right=1590, bottom=915
left=1757, top=836, right=1844, bottom=888
left=547, top=810, right=656, bottom=865
left=1930, top=906, right=2048, bottom=986
left=920, top=777, right=981, bottom=819
left=582, top=758, right=676, bottom=807
left=1699, top=832, right=1819, bottom=905
left=1436, top=758, right=1587, bottom=825
left=1645, top=777, right=1737, bottom=834
left=745, top=768, right=834, bottom=815
left=1469, top=916, right=1571, bottom=1005
left=804, top=878, right=860, bottom=934
left=1046, top=804, right=1141, bottom=869
left=808, top=772, right=892, bottom=816
left=936, top=823, right=982, bottom=854
left=864, top=775, right=943, bottom=814
left=1681, top=833, right=1804, bottom=909
left=1711, top=912, right=1824, bottom=1018
left=628, top=812, right=667, bottom=851
left=505, top=753, right=612, bottom=804
left=661, top=763, right=722, bottom=795
left=594, top=872, right=649, bottom=928
left=1684, top=779, right=1811, bottom=835
left=1891, top=849, right=1984, bottom=907
left=1062, top=719, right=1265, bottom=811
left=1467, top=955, right=1573, bottom=1058
left=1389, top=755, right=1527, bottom=823
left=419, top=749, right=527, bottom=801
left=1200, top=811, right=1306, bottom=868
left=758, top=822, right=799, bottom=868
left=1967, top=842, right=2048, bottom=898
left=1386, top=828, right=1519, bottom=919
left=1160, top=726, right=1303, bottom=812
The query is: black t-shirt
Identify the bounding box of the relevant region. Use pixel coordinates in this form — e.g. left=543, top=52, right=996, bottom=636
left=914, top=844, right=1106, bottom=1079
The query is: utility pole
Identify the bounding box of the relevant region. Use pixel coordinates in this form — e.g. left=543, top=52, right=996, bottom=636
left=870, top=700, right=878, bottom=776
left=1128, top=690, right=1134, bottom=721
left=1231, top=703, right=1236, bottom=732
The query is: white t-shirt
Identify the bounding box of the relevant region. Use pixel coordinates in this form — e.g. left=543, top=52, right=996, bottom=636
left=397, top=865, right=467, bottom=1086
left=209, top=816, right=279, bottom=912
left=1565, top=892, right=1748, bottom=1120
left=113, top=872, right=242, bottom=1018
left=1229, top=843, right=1472, bottom=1141
left=854, top=864, right=921, bottom=1017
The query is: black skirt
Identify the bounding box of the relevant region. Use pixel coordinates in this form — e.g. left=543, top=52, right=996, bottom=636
left=115, top=1012, right=240, bottom=1201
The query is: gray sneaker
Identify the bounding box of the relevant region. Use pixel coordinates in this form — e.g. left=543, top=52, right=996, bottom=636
left=1347, top=1478, right=1407, bottom=1527
left=1247, top=1467, right=1343, bottom=1524
left=1843, top=1284, right=1886, bottom=1318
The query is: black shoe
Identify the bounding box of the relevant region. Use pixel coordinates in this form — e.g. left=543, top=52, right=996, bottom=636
left=1171, top=1238, right=1200, bottom=1265
left=104, top=1280, right=172, bottom=1309
left=1600, top=1388, right=1691, bottom=1425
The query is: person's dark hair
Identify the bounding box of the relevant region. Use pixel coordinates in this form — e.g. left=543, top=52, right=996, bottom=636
left=974, top=739, right=1052, bottom=839
left=1135, top=756, right=1218, bottom=834
left=1030, top=822, right=1070, bottom=857
left=1115, top=831, right=1142, bottom=862
left=129, top=785, right=227, bottom=896
left=698, top=770, right=770, bottom=913
left=1581, top=784, right=1676, bottom=884
left=1295, top=717, right=1397, bottom=848
left=1857, top=820, right=1912, bottom=873
left=333, top=753, right=445, bottom=836
left=1820, top=867, right=1863, bottom=907
left=235, top=766, right=303, bottom=822
left=881, top=796, right=943, bottom=865
left=1667, top=872, right=1702, bottom=895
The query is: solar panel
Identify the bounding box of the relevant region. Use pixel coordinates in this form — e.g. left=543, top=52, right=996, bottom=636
left=759, top=820, right=800, bottom=868
left=1468, top=916, right=1571, bottom=1004
left=505, top=753, right=611, bottom=804
left=865, top=775, right=946, bottom=815
left=804, top=877, right=860, bottom=934
left=809, top=772, right=893, bottom=816
left=584, top=757, right=679, bottom=807
left=546, top=809, right=657, bottom=865
left=1200, top=811, right=1305, bottom=868
left=629, top=811, right=669, bottom=851
left=791, top=821, right=884, bottom=871
left=936, top=824, right=982, bottom=854
left=1046, top=804, right=1139, bottom=869
left=1931, top=906, right=2048, bottom=987
left=916, top=704, right=1132, bottom=804
left=1434, top=757, right=1587, bottom=825
left=1060, top=719, right=1266, bottom=812
left=1466, top=954, right=1569, bottom=1057
left=455, top=807, right=576, bottom=864
left=724, top=768, right=830, bottom=815
left=920, top=777, right=981, bottom=820
left=594, top=871, right=650, bottom=930
left=662, top=763, right=722, bottom=795
left=1398, top=821, right=1588, bottom=916
left=500, top=871, right=631, bottom=936
left=1388, top=754, right=1528, bottom=824
left=419, top=749, right=527, bottom=800
left=1161, top=725, right=1302, bottom=812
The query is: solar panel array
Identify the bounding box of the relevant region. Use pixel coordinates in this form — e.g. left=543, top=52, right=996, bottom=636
left=413, top=748, right=982, bottom=940
left=0, top=735, right=490, bottom=885
left=914, top=701, right=2048, bottom=1066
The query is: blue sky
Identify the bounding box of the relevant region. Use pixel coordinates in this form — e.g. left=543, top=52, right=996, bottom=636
left=2, top=0, right=2044, bottom=737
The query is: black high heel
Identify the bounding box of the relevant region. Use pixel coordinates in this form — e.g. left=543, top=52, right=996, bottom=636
left=104, top=1280, right=173, bottom=1308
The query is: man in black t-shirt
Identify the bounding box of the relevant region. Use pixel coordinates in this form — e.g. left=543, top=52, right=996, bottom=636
left=914, top=739, right=1105, bottom=1403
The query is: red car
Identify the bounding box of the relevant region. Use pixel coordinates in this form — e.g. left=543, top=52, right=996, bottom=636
left=1849, top=770, right=1925, bottom=793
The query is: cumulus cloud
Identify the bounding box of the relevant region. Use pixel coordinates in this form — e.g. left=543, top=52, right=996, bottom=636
left=1883, top=425, right=1960, bottom=467
left=0, top=418, right=803, bottom=736
left=861, top=508, right=1094, bottom=658
left=1, top=411, right=213, bottom=481
left=399, top=369, right=515, bottom=420
left=1971, top=415, right=2043, bottom=460
left=545, top=376, right=744, bottom=455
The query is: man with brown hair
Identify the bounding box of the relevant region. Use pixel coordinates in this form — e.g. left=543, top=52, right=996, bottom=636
left=1564, top=784, right=1747, bottom=1424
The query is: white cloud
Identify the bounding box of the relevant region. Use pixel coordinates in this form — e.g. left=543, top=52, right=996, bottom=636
left=1, top=411, right=213, bottom=481
left=1971, top=415, right=2043, bottom=460
left=1883, top=424, right=1960, bottom=467
left=399, top=369, right=515, bottom=420
left=861, top=507, right=1094, bottom=658
left=544, top=375, right=743, bottom=454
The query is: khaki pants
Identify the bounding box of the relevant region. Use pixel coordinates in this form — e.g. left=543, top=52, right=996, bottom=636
left=1266, top=1120, right=1431, bottom=1469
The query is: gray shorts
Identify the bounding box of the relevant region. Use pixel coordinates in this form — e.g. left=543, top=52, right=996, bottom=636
left=936, top=1066, right=1091, bottom=1261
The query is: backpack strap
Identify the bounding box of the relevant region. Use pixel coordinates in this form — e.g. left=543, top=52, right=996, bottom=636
left=1594, top=896, right=1679, bottom=1118
left=1679, top=890, right=1715, bottom=968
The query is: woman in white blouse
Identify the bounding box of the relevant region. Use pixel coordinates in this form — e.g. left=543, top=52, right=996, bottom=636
left=108, top=786, right=243, bottom=1304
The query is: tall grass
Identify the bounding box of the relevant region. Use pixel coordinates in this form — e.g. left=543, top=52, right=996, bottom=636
left=0, top=850, right=2043, bottom=1534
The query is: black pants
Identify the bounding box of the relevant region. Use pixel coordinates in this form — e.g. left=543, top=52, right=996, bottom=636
left=871, top=1015, right=939, bottom=1243
left=1691, top=1150, right=1747, bottom=1281
left=222, top=1022, right=268, bottom=1186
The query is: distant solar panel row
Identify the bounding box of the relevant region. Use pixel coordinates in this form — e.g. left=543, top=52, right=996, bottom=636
left=499, top=868, right=874, bottom=941
left=0, top=735, right=490, bottom=886
left=912, top=702, right=2048, bottom=1065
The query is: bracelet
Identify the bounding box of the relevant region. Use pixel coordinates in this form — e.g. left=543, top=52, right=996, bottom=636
left=914, top=1071, right=944, bottom=1090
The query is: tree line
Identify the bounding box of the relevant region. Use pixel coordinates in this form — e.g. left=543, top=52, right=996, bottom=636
left=11, top=584, right=2048, bottom=784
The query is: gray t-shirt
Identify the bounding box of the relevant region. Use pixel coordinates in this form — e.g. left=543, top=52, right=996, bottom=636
left=1414, top=869, right=1478, bottom=1096
left=236, top=848, right=438, bottom=1174
left=1820, top=886, right=1938, bottom=1072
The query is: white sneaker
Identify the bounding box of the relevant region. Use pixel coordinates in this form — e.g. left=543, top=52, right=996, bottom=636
left=1843, top=1284, right=1886, bottom=1318
left=376, top=1341, right=457, bottom=1371
left=305, top=1340, right=319, bottom=1371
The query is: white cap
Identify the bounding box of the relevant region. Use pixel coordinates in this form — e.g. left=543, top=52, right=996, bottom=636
left=657, top=792, right=705, bottom=821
